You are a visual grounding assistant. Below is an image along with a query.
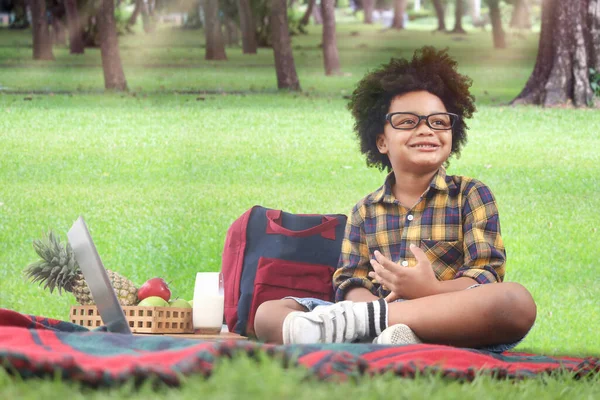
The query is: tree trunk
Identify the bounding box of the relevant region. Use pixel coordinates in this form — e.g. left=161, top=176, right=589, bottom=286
left=432, top=0, right=446, bottom=31
left=141, top=0, right=156, bottom=33
left=392, top=0, right=407, bottom=29
left=321, top=0, right=340, bottom=75
left=363, top=0, right=375, bottom=24
left=488, top=0, right=506, bottom=48
left=270, top=0, right=301, bottom=90
left=414, top=0, right=421, bottom=11
left=510, top=0, right=531, bottom=30
left=590, top=0, right=600, bottom=71
left=237, top=0, right=257, bottom=54
left=203, top=0, right=227, bottom=60
left=51, top=17, right=67, bottom=45
left=129, top=0, right=142, bottom=27
left=512, top=0, right=599, bottom=107
left=452, top=0, right=466, bottom=33
left=30, top=0, right=54, bottom=60
left=97, top=0, right=128, bottom=90
left=312, top=2, right=323, bottom=24
left=64, top=0, right=85, bottom=54
left=300, top=0, right=316, bottom=25
left=224, top=15, right=240, bottom=46
left=471, top=0, right=481, bottom=21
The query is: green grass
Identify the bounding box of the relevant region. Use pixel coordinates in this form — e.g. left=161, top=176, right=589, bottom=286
left=1, top=16, right=599, bottom=398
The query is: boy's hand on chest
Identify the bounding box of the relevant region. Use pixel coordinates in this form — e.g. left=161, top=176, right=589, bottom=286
left=368, top=244, right=441, bottom=301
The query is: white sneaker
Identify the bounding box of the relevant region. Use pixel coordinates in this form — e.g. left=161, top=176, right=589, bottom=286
left=282, top=301, right=363, bottom=344
left=373, top=324, right=422, bottom=345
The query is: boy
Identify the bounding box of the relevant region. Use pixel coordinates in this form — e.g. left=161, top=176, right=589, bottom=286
left=253, top=47, right=536, bottom=351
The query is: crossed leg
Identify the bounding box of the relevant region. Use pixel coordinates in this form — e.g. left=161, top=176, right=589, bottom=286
left=254, top=282, right=536, bottom=346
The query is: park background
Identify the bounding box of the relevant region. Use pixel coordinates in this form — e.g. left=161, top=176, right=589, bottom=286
left=0, top=0, right=599, bottom=397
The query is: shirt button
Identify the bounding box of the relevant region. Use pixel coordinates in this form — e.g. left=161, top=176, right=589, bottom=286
left=401, top=261, right=408, bottom=267
left=407, top=214, right=414, bottom=221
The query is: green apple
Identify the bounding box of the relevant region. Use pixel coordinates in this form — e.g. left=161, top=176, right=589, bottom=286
left=138, top=296, right=169, bottom=307
left=169, top=299, right=192, bottom=308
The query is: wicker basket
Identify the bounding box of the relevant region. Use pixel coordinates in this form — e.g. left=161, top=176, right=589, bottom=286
left=70, top=305, right=194, bottom=334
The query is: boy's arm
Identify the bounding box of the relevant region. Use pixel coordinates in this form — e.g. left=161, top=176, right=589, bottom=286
left=332, top=207, right=380, bottom=302
left=455, top=182, right=506, bottom=284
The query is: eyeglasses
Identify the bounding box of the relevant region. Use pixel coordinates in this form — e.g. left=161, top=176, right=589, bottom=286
left=385, top=112, right=460, bottom=131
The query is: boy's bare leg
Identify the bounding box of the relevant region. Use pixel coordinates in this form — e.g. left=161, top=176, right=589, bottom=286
left=387, top=282, right=536, bottom=348
left=254, top=299, right=307, bottom=343
left=255, top=282, right=535, bottom=346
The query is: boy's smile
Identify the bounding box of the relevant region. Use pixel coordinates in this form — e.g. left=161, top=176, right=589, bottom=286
left=377, top=91, right=453, bottom=177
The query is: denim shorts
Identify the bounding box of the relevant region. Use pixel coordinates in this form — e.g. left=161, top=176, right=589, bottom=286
left=285, top=284, right=525, bottom=353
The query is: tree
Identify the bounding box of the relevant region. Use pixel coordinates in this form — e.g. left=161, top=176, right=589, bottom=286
left=140, top=0, right=157, bottom=33
left=432, top=0, right=446, bottom=31
left=64, top=0, right=85, bottom=54
left=128, top=0, right=142, bottom=28
left=97, top=0, right=128, bottom=90
left=252, top=0, right=306, bottom=47
left=270, top=0, right=300, bottom=90
left=321, top=0, right=340, bottom=75
left=128, top=0, right=156, bottom=33
left=392, top=0, right=407, bottom=29
left=237, top=0, right=257, bottom=53
left=312, top=2, right=323, bottom=24
left=486, top=0, right=506, bottom=48
left=509, top=0, right=531, bottom=30
left=203, top=0, right=227, bottom=60
left=452, top=0, right=466, bottom=33
left=470, top=0, right=482, bottom=24
left=223, top=15, right=240, bottom=46
left=299, top=0, right=316, bottom=26
left=363, top=0, right=374, bottom=24
left=47, top=1, right=67, bottom=46
left=30, top=0, right=55, bottom=60
left=512, top=0, right=600, bottom=107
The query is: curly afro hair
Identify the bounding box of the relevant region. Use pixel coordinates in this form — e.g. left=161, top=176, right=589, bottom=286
left=347, top=46, right=476, bottom=171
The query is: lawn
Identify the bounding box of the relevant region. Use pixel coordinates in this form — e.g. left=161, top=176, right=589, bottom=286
left=0, top=12, right=599, bottom=398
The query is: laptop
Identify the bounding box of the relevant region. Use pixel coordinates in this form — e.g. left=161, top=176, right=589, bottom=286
left=67, top=216, right=132, bottom=334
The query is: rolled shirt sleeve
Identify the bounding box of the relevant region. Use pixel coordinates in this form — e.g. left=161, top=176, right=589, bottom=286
left=455, top=182, right=506, bottom=284
left=333, top=205, right=378, bottom=302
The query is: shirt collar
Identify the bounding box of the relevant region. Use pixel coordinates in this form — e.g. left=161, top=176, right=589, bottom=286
left=430, top=166, right=450, bottom=192
left=370, top=167, right=450, bottom=204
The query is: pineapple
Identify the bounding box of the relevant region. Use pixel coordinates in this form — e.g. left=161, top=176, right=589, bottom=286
left=24, top=230, right=138, bottom=306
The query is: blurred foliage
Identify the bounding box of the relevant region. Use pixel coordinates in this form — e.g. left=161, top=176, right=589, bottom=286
left=3, top=0, right=29, bottom=29
left=590, top=68, right=600, bottom=98
left=407, top=8, right=433, bottom=21
left=80, top=1, right=133, bottom=47
left=154, top=0, right=307, bottom=47
left=0, top=0, right=546, bottom=46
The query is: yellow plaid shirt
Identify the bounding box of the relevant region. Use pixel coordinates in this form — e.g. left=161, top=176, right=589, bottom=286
left=333, top=167, right=506, bottom=301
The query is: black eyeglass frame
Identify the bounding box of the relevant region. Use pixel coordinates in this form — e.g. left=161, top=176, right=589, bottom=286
left=385, top=112, right=460, bottom=131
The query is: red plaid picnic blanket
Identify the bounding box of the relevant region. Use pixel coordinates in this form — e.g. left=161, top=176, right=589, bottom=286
left=0, top=308, right=597, bottom=386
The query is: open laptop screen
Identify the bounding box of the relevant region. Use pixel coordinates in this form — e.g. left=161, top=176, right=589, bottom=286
left=67, top=216, right=132, bottom=334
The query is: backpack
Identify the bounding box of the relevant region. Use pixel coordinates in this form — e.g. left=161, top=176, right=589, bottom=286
left=221, top=206, right=347, bottom=337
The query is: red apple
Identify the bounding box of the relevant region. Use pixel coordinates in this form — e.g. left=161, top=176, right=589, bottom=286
left=137, top=277, right=171, bottom=302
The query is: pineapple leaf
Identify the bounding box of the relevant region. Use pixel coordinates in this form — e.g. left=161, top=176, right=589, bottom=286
left=24, top=229, right=77, bottom=295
